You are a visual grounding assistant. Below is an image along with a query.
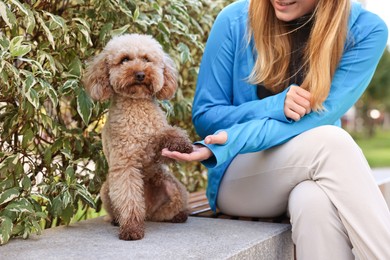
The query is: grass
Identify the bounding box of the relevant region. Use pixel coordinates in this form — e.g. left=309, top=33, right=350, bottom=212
left=353, top=129, right=390, bottom=168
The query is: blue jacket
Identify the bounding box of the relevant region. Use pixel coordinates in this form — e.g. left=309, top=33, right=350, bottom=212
left=192, top=0, right=388, bottom=211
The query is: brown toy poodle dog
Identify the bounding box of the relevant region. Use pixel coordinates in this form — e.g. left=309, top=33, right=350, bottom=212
left=83, top=34, right=193, bottom=240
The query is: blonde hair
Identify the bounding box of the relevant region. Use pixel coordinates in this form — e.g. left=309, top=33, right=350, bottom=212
left=248, top=0, right=350, bottom=110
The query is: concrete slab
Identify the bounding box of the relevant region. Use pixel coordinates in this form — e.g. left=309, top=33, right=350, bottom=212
left=1, top=217, right=293, bottom=260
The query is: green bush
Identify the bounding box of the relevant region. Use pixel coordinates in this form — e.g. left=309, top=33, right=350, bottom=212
left=0, top=0, right=233, bottom=245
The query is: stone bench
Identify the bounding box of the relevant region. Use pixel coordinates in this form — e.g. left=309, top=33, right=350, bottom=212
left=2, top=216, right=293, bottom=259
left=2, top=168, right=389, bottom=260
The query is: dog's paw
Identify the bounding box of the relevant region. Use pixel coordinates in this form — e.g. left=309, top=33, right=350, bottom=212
left=170, top=210, right=188, bottom=223
left=166, top=139, right=193, bottom=154
left=119, top=222, right=145, bottom=240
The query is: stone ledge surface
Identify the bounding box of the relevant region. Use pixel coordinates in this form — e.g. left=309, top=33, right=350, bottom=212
left=1, top=217, right=293, bottom=260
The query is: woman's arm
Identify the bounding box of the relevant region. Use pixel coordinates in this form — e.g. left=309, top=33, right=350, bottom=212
left=200, top=15, right=388, bottom=168
left=192, top=3, right=293, bottom=139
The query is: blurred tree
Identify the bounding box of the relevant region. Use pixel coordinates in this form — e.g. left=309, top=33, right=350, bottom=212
left=358, top=47, right=390, bottom=135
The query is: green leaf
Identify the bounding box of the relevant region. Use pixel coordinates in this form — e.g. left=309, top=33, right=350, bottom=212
left=65, top=166, right=75, bottom=184
left=118, top=1, right=132, bottom=17
left=23, top=76, right=40, bottom=109
left=44, top=11, right=67, bottom=31
left=99, top=23, right=113, bottom=43
left=61, top=79, right=78, bottom=95
left=0, top=2, right=17, bottom=29
left=68, top=57, right=82, bottom=77
left=10, top=44, right=31, bottom=57
left=22, top=176, right=32, bottom=191
left=18, top=57, right=50, bottom=76
left=158, top=22, right=170, bottom=36
left=38, top=51, right=57, bottom=74
left=152, top=3, right=162, bottom=16
left=43, top=148, right=52, bottom=165
left=39, top=79, right=58, bottom=107
left=133, top=6, right=139, bottom=20
left=0, top=34, right=10, bottom=50
left=10, top=36, right=24, bottom=50
left=51, top=196, right=63, bottom=217
left=25, top=8, right=36, bottom=34
left=72, top=18, right=90, bottom=31
left=177, top=42, right=191, bottom=63
left=61, top=204, right=74, bottom=225
left=22, top=128, right=34, bottom=149
left=77, top=88, right=93, bottom=125
left=0, top=188, right=19, bottom=205
left=6, top=199, right=34, bottom=214
left=62, top=190, right=72, bottom=208
left=75, top=184, right=96, bottom=208
left=10, top=0, right=29, bottom=15
left=0, top=179, right=14, bottom=192
left=60, top=148, right=72, bottom=160
left=111, top=24, right=130, bottom=37
left=51, top=138, right=64, bottom=154
left=0, top=216, right=13, bottom=245
left=77, top=24, right=92, bottom=47
left=36, top=14, right=55, bottom=49
left=31, top=220, right=42, bottom=235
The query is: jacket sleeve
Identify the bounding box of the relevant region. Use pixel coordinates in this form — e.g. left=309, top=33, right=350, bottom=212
left=199, top=14, right=389, bottom=169
left=192, top=6, right=291, bottom=139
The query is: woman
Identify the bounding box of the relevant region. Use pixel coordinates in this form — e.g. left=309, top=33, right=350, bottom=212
left=163, top=0, right=390, bottom=259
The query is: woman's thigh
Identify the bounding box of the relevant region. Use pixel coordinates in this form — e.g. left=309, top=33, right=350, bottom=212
left=217, top=125, right=360, bottom=217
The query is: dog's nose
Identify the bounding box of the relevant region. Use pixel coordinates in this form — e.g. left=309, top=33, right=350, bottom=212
left=135, top=72, right=145, bottom=82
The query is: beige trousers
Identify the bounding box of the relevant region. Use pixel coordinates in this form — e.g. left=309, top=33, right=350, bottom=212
left=217, top=126, right=390, bottom=260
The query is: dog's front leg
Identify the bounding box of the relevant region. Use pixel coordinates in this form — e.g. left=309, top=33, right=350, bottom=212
left=108, top=164, right=145, bottom=240
left=159, top=127, right=193, bottom=154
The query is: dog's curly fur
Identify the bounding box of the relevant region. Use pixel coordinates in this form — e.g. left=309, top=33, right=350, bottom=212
left=83, top=34, right=193, bottom=241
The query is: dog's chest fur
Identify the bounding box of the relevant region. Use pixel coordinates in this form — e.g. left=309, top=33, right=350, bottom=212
left=103, top=97, right=168, bottom=164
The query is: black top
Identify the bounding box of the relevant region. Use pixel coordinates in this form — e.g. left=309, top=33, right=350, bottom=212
left=257, top=14, right=314, bottom=99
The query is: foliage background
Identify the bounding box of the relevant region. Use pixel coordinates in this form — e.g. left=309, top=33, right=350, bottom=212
left=0, top=0, right=234, bottom=245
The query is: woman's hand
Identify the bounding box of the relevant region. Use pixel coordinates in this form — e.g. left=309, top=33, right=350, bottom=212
left=162, top=131, right=228, bottom=162
left=284, top=85, right=312, bottom=121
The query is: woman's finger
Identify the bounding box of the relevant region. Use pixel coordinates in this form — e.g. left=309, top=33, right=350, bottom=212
left=285, top=97, right=306, bottom=119
left=284, top=108, right=301, bottom=121
left=204, top=131, right=228, bottom=145
left=293, top=95, right=311, bottom=114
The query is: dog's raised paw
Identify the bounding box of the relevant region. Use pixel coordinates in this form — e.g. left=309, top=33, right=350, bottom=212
left=167, top=139, right=193, bottom=154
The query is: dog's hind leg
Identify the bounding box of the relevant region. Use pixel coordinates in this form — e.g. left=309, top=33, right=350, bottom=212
left=108, top=162, right=146, bottom=240
left=100, top=180, right=118, bottom=226
left=147, top=166, right=189, bottom=223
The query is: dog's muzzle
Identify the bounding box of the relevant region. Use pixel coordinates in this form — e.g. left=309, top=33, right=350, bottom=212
left=135, top=72, right=145, bottom=82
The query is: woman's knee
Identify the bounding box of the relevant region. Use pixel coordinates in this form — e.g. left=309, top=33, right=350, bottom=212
left=295, top=126, right=361, bottom=160
left=288, top=181, right=336, bottom=224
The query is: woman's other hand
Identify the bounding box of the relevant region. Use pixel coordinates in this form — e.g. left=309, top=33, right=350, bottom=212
left=284, top=85, right=312, bottom=121
left=162, top=131, right=228, bottom=162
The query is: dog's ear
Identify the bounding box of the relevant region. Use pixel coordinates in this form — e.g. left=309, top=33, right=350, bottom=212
left=82, top=51, right=112, bottom=101
left=156, top=53, right=178, bottom=100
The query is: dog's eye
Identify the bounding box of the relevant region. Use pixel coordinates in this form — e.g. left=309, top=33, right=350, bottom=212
left=142, top=56, right=150, bottom=63
left=120, top=57, right=130, bottom=64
